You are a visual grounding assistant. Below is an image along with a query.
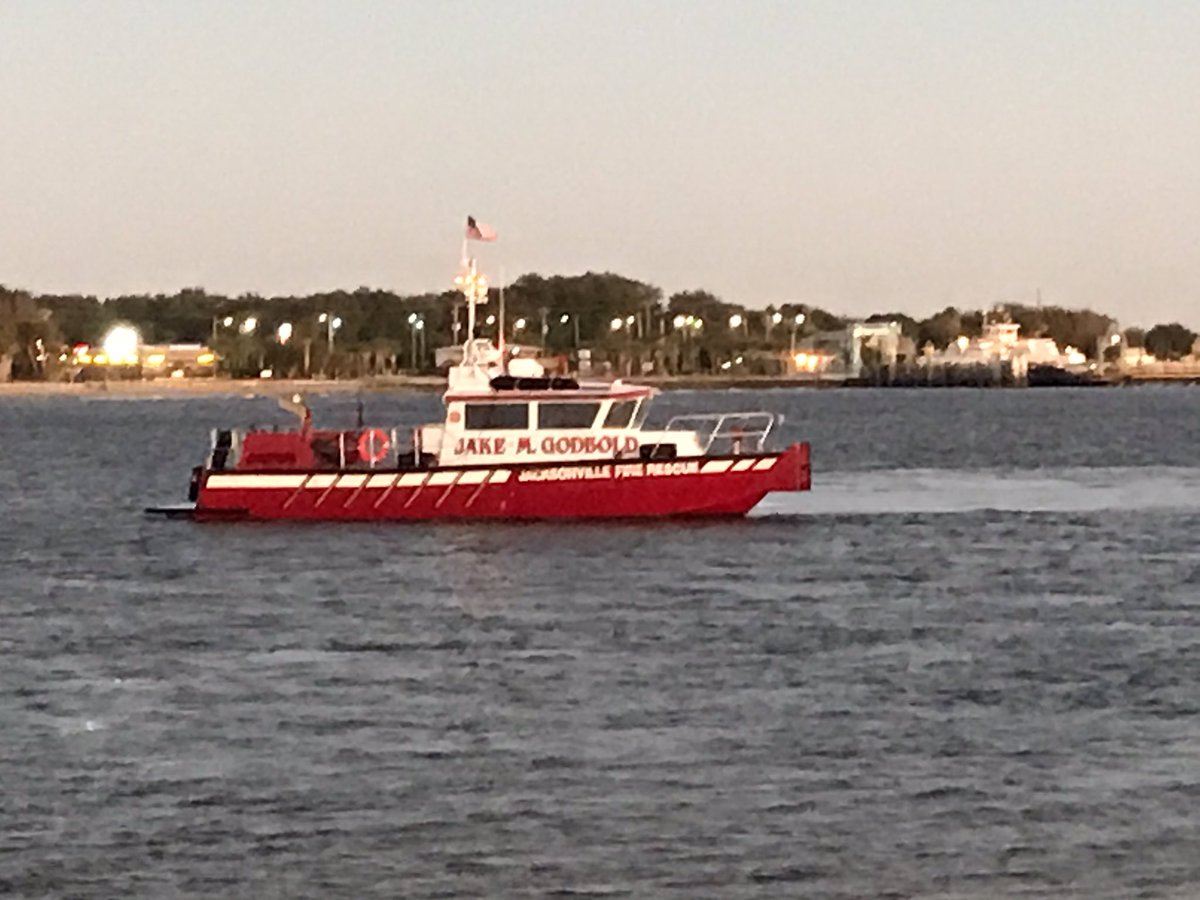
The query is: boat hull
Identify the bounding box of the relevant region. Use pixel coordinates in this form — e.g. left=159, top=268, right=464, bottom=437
left=187, top=443, right=810, bottom=521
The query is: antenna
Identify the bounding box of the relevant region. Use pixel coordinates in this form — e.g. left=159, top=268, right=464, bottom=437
left=498, top=267, right=506, bottom=374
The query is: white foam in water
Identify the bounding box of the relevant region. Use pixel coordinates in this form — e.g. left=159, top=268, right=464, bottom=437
left=754, top=466, right=1200, bottom=516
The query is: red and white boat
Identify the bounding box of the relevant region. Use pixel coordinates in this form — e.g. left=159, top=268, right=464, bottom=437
left=155, top=253, right=811, bottom=521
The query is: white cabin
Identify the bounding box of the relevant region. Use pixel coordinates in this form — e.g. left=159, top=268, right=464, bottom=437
left=416, top=343, right=707, bottom=466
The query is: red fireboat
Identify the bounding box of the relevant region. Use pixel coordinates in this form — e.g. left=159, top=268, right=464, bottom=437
left=152, top=247, right=811, bottom=521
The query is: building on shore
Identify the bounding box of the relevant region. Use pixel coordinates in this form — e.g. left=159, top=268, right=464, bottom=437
left=788, top=321, right=914, bottom=377
left=70, top=338, right=217, bottom=380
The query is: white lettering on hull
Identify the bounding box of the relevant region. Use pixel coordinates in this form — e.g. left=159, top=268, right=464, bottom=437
left=518, top=465, right=613, bottom=483
left=516, top=460, right=703, bottom=483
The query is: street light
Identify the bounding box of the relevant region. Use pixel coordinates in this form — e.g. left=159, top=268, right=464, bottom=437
left=729, top=313, right=743, bottom=330
left=790, top=312, right=807, bottom=356
left=764, top=309, right=784, bottom=343
left=317, top=312, right=342, bottom=374
left=407, top=312, right=425, bottom=369
left=514, top=317, right=527, bottom=332
left=276, top=322, right=293, bottom=344
left=610, top=317, right=623, bottom=331
left=239, top=316, right=258, bottom=335
left=211, top=314, right=236, bottom=345
left=559, top=312, right=580, bottom=346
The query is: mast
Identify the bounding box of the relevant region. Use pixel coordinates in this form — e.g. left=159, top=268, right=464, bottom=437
left=454, top=217, right=496, bottom=366
left=453, top=247, right=487, bottom=365
left=465, top=258, right=477, bottom=359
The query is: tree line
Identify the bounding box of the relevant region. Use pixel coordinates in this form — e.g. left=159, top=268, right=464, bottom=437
left=1, top=276, right=1196, bottom=380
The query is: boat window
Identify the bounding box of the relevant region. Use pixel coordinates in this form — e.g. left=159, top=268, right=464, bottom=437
left=602, top=400, right=637, bottom=428
left=631, top=399, right=649, bottom=428
left=537, top=402, right=601, bottom=429
left=464, top=403, right=529, bottom=430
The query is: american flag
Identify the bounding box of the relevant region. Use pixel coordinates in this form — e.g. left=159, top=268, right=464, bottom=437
left=465, top=216, right=498, bottom=242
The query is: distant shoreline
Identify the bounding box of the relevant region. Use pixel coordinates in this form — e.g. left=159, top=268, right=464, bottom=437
left=0, top=371, right=1195, bottom=398
left=0, top=374, right=842, bottom=398
left=0, top=377, right=444, bottom=398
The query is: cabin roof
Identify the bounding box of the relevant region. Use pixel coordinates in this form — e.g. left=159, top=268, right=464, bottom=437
left=444, top=383, right=655, bottom=403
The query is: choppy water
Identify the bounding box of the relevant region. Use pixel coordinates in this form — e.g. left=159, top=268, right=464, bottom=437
left=2, top=386, right=1199, bottom=898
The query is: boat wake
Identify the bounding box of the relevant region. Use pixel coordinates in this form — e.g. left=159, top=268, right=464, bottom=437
left=754, top=466, right=1200, bottom=517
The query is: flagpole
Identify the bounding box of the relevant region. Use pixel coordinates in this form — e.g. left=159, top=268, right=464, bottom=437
left=459, top=217, right=497, bottom=367
left=465, top=256, right=477, bottom=362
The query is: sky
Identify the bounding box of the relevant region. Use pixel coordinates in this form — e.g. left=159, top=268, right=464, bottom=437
left=2, top=0, right=1198, bottom=327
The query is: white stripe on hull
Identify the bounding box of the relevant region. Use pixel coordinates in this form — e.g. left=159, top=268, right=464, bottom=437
left=206, top=474, right=307, bottom=489
left=204, top=457, right=776, bottom=491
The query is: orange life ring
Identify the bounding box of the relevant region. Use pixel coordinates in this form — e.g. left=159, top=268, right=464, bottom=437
left=356, top=428, right=390, bottom=463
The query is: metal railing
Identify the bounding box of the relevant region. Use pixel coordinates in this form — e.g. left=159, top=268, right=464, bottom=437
left=212, top=426, right=413, bottom=470
left=336, top=427, right=404, bottom=469
left=663, top=412, right=779, bottom=455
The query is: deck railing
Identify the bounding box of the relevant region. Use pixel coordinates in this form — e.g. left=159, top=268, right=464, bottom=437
left=663, top=412, right=778, bottom=455
left=210, top=427, right=410, bottom=471
left=336, top=428, right=404, bottom=469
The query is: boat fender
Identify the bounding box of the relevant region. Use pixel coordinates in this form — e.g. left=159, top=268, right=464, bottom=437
left=357, top=428, right=391, bottom=464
